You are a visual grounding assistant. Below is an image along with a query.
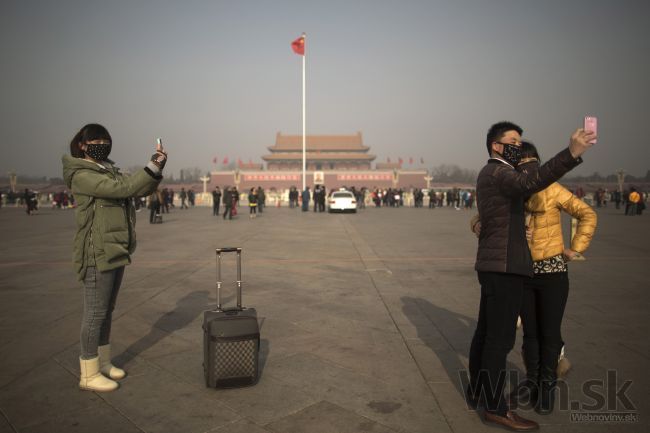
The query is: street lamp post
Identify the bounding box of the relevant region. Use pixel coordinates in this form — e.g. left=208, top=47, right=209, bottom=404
left=616, top=169, right=625, bottom=194
left=200, top=176, right=210, bottom=194
left=8, top=171, right=17, bottom=193
left=424, top=173, right=433, bottom=190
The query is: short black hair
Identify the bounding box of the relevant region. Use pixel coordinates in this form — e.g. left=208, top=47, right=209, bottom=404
left=69, top=123, right=112, bottom=158
left=486, top=121, right=523, bottom=156
left=520, top=141, right=541, bottom=162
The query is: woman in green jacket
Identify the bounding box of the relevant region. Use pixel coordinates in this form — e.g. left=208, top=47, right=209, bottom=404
left=62, top=124, right=166, bottom=392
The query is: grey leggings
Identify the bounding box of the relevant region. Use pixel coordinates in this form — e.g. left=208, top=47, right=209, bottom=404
left=80, top=266, right=124, bottom=359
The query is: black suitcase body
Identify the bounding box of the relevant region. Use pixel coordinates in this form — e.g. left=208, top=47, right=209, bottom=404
left=203, top=247, right=260, bottom=388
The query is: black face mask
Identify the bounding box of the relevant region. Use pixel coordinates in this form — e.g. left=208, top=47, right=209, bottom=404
left=85, top=143, right=111, bottom=161
left=496, top=142, right=522, bottom=166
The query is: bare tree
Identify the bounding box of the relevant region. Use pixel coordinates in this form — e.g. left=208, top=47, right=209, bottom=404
left=180, top=167, right=204, bottom=182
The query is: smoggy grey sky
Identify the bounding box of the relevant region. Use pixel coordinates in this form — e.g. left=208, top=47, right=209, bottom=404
left=1, top=0, right=649, bottom=179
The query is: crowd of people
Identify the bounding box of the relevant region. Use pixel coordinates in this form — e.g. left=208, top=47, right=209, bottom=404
left=209, top=186, right=266, bottom=219
left=574, top=186, right=646, bottom=215
left=3, top=183, right=647, bottom=218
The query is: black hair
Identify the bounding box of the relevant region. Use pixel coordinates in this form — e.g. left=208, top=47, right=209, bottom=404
left=520, top=141, right=541, bottom=162
left=69, top=123, right=112, bottom=158
left=486, top=121, right=523, bottom=156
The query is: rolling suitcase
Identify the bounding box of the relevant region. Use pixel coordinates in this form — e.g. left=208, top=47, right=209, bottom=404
left=203, top=247, right=260, bottom=388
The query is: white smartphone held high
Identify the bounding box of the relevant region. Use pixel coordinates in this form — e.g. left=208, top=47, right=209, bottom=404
left=584, top=116, right=597, bottom=144
left=156, top=137, right=163, bottom=152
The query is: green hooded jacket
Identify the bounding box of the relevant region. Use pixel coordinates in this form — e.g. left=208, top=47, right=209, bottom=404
left=62, top=155, right=161, bottom=280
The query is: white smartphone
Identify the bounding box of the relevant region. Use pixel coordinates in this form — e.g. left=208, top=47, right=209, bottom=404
left=156, top=138, right=163, bottom=152
left=584, top=116, right=597, bottom=144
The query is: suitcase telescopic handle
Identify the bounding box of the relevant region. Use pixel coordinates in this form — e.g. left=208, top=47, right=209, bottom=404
left=216, top=248, right=242, bottom=311
left=217, top=247, right=240, bottom=253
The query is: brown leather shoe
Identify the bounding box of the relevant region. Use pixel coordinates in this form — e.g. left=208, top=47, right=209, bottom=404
left=483, top=410, right=539, bottom=431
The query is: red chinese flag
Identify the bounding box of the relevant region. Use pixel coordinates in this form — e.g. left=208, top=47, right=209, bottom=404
left=398, top=157, right=403, bottom=164
left=291, top=35, right=305, bottom=55
left=223, top=157, right=229, bottom=165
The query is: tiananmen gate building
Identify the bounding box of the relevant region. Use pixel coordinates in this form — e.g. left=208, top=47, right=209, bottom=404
left=209, top=132, right=427, bottom=191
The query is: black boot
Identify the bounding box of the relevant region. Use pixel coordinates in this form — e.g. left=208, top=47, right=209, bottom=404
left=536, top=366, right=557, bottom=415
left=508, top=347, right=539, bottom=409
left=509, top=377, right=539, bottom=409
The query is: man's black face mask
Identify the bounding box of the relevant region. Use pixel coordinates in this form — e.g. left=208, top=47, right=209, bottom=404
left=495, top=142, right=522, bottom=166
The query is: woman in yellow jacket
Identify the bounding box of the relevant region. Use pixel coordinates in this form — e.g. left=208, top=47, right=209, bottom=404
left=515, top=142, right=597, bottom=414
left=470, top=141, right=597, bottom=414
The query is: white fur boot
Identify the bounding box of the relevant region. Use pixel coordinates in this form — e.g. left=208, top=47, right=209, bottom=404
left=557, top=345, right=571, bottom=379
left=98, top=344, right=126, bottom=380
left=79, top=357, right=118, bottom=392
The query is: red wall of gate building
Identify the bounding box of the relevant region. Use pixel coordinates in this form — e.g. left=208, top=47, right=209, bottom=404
left=208, top=170, right=428, bottom=191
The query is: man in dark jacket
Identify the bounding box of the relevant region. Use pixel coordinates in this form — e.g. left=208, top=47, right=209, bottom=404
left=468, top=121, right=596, bottom=431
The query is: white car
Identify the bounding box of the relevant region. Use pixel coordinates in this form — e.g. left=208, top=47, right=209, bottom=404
left=328, top=190, right=357, bottom=213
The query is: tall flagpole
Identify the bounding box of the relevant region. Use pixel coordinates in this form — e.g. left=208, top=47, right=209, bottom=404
left=302, top=33, right=306, bottom=191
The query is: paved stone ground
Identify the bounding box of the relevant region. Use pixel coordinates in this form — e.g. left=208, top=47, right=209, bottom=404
left=0, top=203, right=647, bottom=433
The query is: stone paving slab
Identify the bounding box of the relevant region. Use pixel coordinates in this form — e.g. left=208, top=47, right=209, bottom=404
left=265, top=400, right=398, bottom=433
left=0, top=204, right=648, bottom=432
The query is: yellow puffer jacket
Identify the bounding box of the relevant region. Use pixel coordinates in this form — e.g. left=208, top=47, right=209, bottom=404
left=525, top=182, right=597, bottom=261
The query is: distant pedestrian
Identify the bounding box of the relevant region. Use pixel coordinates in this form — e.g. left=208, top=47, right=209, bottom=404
left=212, top=186, right=221, bottom=216
left=358, top=187, right=366, bottom=209
left=248, top=187, right=258, bottom=218
left=168, top=188, right=175, bottom=208
left=231, top=187, right=239, bottom=216
left=149, top=188, right=162, bottom=223
left=257, top=186, right=265, bottom=213
left=180, top=188, right=188, bottom=209
left=63, top=123, right=166, bottom=392
left=373, top=188, right=381, bottom=207
left=301, top=187, right=310, bottom=212
left=222, top=187, right=233, bottom=220
left=24, top=188, right=37, bottom=215
left=313, top=185, right=320, bottom=212
left=289, top=186, right=298, bottom=208
left=188, top=188, right=195, bottom=206
left=613, top=190, right=621, bottom=209
left=626, top=187, right=640, bottom=216
left=161, top=188, right=170, bottom=213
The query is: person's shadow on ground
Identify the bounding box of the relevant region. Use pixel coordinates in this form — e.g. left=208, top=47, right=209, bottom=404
left=117, top=290, right=212, bottom=366
left=117, top=290, right=269, bottom=378
left=401, top=296, right=522, bottom=401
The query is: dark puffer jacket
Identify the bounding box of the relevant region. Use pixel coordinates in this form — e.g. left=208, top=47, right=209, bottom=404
left=475, top=148, right=581, bottom=277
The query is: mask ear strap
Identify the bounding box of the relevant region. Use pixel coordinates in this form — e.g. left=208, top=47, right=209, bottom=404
left=491, top=142, right=501, bottom=157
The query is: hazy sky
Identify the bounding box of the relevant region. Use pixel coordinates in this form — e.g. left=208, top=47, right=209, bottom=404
left=1, top=0, right=649, bottom=179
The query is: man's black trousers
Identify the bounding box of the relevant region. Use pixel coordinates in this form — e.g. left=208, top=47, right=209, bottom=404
left=468, top=271, right=524, bottom=416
